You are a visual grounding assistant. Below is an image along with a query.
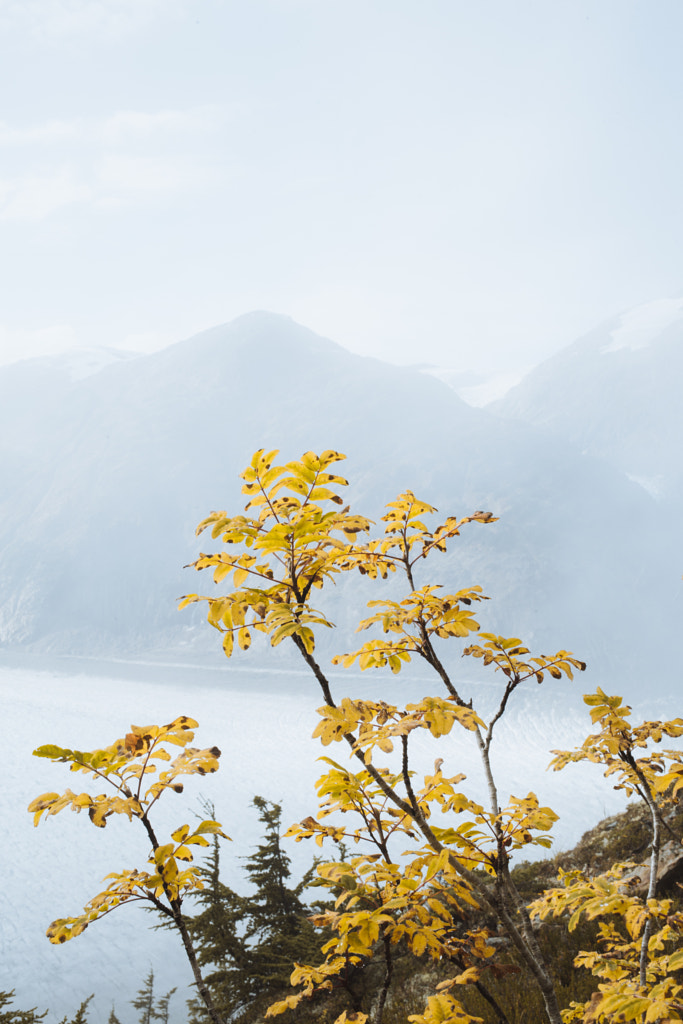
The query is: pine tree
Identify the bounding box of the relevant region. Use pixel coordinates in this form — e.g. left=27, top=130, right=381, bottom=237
left=58, top=996, right=93, bottom=1024
left=0, top=992, right=47, bottom=1024
left=185, top=807, right=250, bottom=1020
left=240, top=796, right=320, bottom=995
left=131, top=972, right=176, bottom=1024
left=0, top=991, right=94, bottom=1024
left=107, top=1009, right=122, bottom=1024
left=153, top=988, right=176, bottom=1024
left=131, top=971, right=155, bottom=1024
left=186, top=797, right=323, bottom=1022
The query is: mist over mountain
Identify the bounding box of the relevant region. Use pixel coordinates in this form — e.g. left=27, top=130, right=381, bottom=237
left=1, top=310, right=680, bottom=699
left=492, top=297, right=683, bottom=504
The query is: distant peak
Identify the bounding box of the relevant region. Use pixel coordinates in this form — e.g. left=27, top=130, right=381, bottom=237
left=229, top=310, right=295, bottom=324
left=174, top=311, right=344, bottom=358
left=602, top=296, right=683, bottom=354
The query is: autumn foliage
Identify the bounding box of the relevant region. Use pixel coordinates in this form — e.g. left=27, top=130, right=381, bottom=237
left=31, top=448, right=683, bottom=1024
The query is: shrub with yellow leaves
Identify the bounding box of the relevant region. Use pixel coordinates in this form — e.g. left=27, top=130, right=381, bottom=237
left=184, top=449, right=592, bottom=1024
left=530, top=691, right=683, bottom=1023
left=29, top=718, right=228, bottom=1024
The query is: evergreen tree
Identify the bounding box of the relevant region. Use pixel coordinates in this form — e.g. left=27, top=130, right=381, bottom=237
left=186, top=806, right=250, bottom=1020
left=186, top=797, right=323, bottom=1022
left=58, top=996, right=93, bottom=1024
left=153, top=987, right=176, bottom=1024
left=240, top=796, right=320, bottom=994
left=131, top=971, right=155, bottom=1024
left=0, top=992, right=47, bottom=1024
left=107, top=1009, right=122, bottom=1024
left=130, top=972, right=176, bottom=1024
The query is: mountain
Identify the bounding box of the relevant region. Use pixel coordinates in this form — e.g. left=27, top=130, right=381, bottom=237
left=491, top=296, right=683, bottom=504
left=0, top=311, right=679, bottom=698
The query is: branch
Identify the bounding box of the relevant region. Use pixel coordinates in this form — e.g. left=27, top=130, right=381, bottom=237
left=486, top=676, right=521, bottom=753
left=374, top=927, right=393, bottom=1024
left=619, top=749, right=662, bottom=987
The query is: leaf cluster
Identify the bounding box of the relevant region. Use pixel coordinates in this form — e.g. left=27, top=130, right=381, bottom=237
left=549, top=689, right=683, bottom=802
left=28, top=718, right=227, bottom=943
left=531, top=867, right=683, bottom=1022
left=532, top=691, right=683, bottom=1022
left=180, top=449, right=371, bottom=656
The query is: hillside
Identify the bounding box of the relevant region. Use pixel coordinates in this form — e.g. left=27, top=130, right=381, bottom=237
left=0, top=311, right=680, bottom=698
left=492, top=297, right=683, bottom=505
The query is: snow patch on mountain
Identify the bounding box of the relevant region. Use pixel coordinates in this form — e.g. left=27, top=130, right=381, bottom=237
left=422, top=366, right=529, bottom=406
left=603, top=297, right=683, bottom=353
left=626, top=472, right=664, bottom=499
left=12, top=345, right=141, bottom=381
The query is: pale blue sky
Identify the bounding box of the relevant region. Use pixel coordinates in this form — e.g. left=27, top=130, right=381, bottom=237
left=1, top=0, right=682, bottom=372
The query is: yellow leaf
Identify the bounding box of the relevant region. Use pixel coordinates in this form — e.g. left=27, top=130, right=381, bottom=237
left=27, top=792, right=60, bottom=827
left=454, top=967, right=481, bottom=985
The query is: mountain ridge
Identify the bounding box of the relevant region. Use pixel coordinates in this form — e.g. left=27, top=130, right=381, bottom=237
left=1, top=311, right=679, bottom=698
left=491, top=297, right=683, bottom=503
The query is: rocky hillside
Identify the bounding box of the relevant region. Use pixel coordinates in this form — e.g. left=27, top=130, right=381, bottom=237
left=242, top=798, right=683, bottom=1024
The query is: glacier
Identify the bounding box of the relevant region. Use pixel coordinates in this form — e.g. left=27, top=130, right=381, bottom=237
left=2, top=655, right=673, bottom=1024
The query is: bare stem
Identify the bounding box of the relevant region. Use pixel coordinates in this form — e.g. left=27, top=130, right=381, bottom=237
left=472, top=978, right=512, bottom=1024
left=374, top=928, right=393, bottom=1024
left=140, top=816, right=225, bottom=1024
left=619, top=750, right=662, bottom=987
left=486, top=677, right=519, bottom=752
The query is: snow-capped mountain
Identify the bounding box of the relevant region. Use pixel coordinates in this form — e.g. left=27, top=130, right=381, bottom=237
left=492, top=296, right=683, bottom=504
left=0, top=311, right=680, bottom=698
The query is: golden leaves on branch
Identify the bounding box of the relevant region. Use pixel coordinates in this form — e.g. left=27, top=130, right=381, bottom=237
left=408, top=993, right=484, bottom=1024
left=42, top=817, right=229, bottom=942
left=530, top=866, right=683, bottom=1023
left=311, top=696, right=485, bottom=760
left=183, top=449, right=498, bottom=659
left=534, top=692, right=683, bottom=1023
left=549, top=688, right=683, bottom=800
left=29, top=719, right=228, bottom=944
left=265, top=840, right=493, bottom=1023
left=181, top=449, right=374, bottom=656
left=340, top=494, right=497, bottom=581
left=463, top=634, right=586, bottom=684
left=29, top=717, right=220, bottom=827
left=182, top=449, right=597, bottom=1024
left=333, top=586, right=486, bottom=674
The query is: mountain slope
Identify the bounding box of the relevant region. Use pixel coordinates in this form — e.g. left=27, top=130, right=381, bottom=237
left=492, top=297, right=683, bottom=503
left=0, top=311, right=679, bottom=698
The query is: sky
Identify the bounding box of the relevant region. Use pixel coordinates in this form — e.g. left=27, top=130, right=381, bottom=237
left=1, top=0, right=683, bottom=374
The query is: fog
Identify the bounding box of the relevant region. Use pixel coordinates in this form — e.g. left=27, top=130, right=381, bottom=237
left=1, top=2, right=683, bottom=372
